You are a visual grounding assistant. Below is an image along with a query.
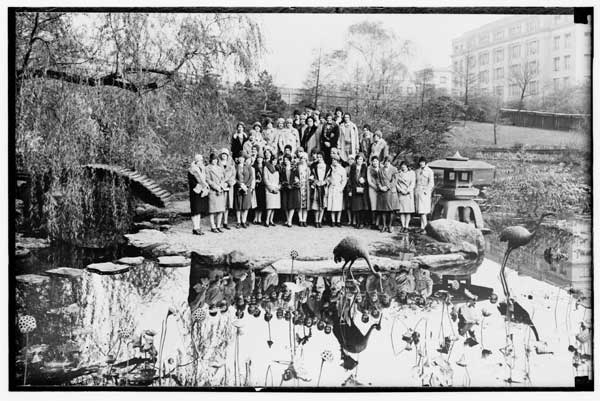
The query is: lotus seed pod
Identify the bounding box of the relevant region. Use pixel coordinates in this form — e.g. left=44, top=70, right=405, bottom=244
left=18, top=315, right=36, bottom=334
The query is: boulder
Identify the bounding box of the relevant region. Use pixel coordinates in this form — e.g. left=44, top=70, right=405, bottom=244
left=86, top=262, right=130, bottom=275
left=116, top=256, right=145, bottom=266
left=150, top=217, right=170, bottom=225
left=16, top=274, right=50, bottom=286
left=124, top=229, right=168, bottom=249
left=45, top=267, right=84, bottom=279
left=425, top=219, right=485, bottom=256
left=158, top=256, right=190, bottom=267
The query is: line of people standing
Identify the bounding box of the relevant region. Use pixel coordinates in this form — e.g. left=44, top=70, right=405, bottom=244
left=188, top=106, right=435, bottom=235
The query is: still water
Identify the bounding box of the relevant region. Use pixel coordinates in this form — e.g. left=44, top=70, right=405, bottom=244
left=14, top=250, right=592, bottom=388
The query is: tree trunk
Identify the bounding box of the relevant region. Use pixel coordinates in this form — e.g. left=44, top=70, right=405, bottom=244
left=493, top=111, right=499, bottom=145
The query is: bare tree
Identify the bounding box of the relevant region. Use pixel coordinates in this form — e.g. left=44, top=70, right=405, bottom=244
left=508, top=61, right=538, bottom=111
left=452, top=50, right=478, bottom=126
left=415, top=68, right=434, bottom=119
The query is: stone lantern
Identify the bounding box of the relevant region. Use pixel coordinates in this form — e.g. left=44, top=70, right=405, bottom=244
left=429, top=151, right=495, bottom=233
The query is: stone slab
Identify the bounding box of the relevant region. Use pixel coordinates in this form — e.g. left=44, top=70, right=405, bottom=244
left=45, top=267, right=84, bottom=279
left=16, top=274, right=50, bottom=286
left=158, top=256, right=191, bottom=267
left=116, top=256, right=145, bottom=266
left=86, top=262, right=130, bottom=275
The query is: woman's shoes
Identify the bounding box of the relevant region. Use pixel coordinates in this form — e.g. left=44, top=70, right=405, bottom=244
left=216, top=228, right=223, bottom=233
left=286, top=222, right=292, bottom=228
left=241, top=222, right=248, bottom=229
left=386, top=226, right=393, bottom=233
left=192, top=229, right=205, bottom=235
left=379, top=226, right=385, bottom=232
left=210, top=228, right=219, bottom=234
left=264, top=222, right=270, bottom=227
left=223, top=224, right=231, bottom=230
left=336, top=222, right=342, bottom=227
left=235, top=223, right=241, bottom=229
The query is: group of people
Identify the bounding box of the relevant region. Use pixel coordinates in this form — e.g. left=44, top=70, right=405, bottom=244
left=187, top=105, right=435, bottom=235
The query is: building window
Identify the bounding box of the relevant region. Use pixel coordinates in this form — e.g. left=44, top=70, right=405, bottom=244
left=479, top=33, right=490, bottom=45
left=509, top=84, right=520, bottom=96
left=479, top=52, right=489, bottom=66
left=554, top=78, right=560, bottom=91
left=510, top=44, right=520, bottom=59
left=526, top=20, right=537, bottom=32
left=564, top=33, right=572, bottom=49
left=563, top=77, right=570, bottom=88
left=510, top=64, right=520, bottom=76
left=509, top=24, right=522, bottom=36
left=495, top=86, right=504, bottom=97
left=467, top=38, right=475, bottom=49
left=453, top=61, right=459, bottom=72
left=494, top=48, right=504, bottom=63
left=494, top=67, right=504, bottom=80
left=468, top=56, right=475, bottom=68
left=440, top=76, right=448, bottom=84
left=494, top=30, right=504, bottom=41
left=479, top=70, right=489, bottom=84
left=554, top=57, right=560, bottom=72
left=407, top=86, right=413, bottom=94
left=564, top=55, right=571, bottom=70
left=553, top=36, right=560, bottom=50
left=529, top=80, right=539, bottom=95
left=528, top=60, right=538, bottom=75
left=527, top=40, right=538, bottom=56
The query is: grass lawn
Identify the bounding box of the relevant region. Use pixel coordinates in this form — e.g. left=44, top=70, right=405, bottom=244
left=447, top=121, right=591, bottom=149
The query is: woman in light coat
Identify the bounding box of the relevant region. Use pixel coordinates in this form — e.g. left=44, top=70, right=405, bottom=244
left=327, top=155, right=348, bottom=227
left=278, top=118, right=300, bottom=156
left=414, top=156, right=435, bottom=233
left=396, top=161, right=416, bottom=232
left=219, top=148, right=236, bottom=230
left=263, top=149, right=281, bottom=227
left=367, top=156, right=381, bottom=229
left=205, top=153, right=226, bottom=233
left=296, top=152, right=311, bottom=227
left=338, top=113, right=359, bottom=164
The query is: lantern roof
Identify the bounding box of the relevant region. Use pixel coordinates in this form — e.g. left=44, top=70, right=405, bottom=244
left=429, top=151, right=495, bottom=171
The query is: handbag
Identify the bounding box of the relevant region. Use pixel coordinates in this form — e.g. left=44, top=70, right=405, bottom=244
left=356, top=187, right=364, bottom=194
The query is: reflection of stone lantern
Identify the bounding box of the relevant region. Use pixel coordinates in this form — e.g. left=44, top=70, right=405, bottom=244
left=429, top=152, right=495, bottom=233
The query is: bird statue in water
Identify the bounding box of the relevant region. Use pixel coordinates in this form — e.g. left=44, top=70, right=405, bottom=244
left=497, top=212, right=555, bottom=345
left=333, top=236, right=381, bottom=281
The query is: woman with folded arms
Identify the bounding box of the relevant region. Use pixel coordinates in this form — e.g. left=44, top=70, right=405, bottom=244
left=310, top=151, right=330, bottom=228
left=396, top=161, right=416, bottom=232
left=263, top=149, right=281, bottom=227
left=205, top=153, right=226, bottom=233
left=376, top=156, right=399, bottom=233
left=219, top=148, right=236, bottom=230
left=188, top=154, right=209, bottom=235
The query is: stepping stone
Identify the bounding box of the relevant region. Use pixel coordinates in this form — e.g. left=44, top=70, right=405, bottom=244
left=86, top=262, right=130, bottom=275
left=15, top=248, right=31, bottom=258
left=158, top=256, right=190, bottom=267
left=16, top=235, right=51, bottom=249
left=45, top=267, right=84, bottom=279
left=116, top=256, right=145, bottom=266
left=16, top=274, right=50, bottom=286
left=124, top=229, right=167, bottom=249
left=158, top=224, right=171, bottom=231
left=134, top=221, right=155, bottom=230
left=150, top=218, right=170, bottom=224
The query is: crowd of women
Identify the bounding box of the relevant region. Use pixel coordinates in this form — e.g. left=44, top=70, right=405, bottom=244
left=187, top=106, right=435, bottom=235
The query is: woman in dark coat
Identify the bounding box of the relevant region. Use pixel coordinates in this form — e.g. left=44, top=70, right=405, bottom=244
left=188, top=154, right=209, bottom=235
left=279, top=154, right=300, bottom=227
left=252, top=153, right=266, bottom=225
left=320, top=113, right=339, bottom=165
left=347, top=153, right=369, bottom=228
left=231, top=122, right=248, bottom=159
left=233, top=152, right=254, bottom=228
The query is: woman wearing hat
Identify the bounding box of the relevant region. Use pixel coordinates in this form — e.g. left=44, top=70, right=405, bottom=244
left=396, top=161, right=416, bottom=232
left=272, top=118, right=286, bottom=155
left=347, top=153, right=369, bottom=228
left=414, top=156, right=435, bottom=233
left=231, top=122, right=249, bottom=159
left=376, top=156, right=399, bottom=233
left=219, top=148, right=235, bottom=230
left=367, top=156, right=381, bottom=229
left=310, top=151, right=330, bottom=228
left=278, top=118, right=300, bottom=156
left=234, top=152, right=254, bottom=228
left=320, top=113, right=339, bottom=165
left=205, top=153, right=226, bottom=233
left=300, top=115, right=320, bottom=158
left=327, top=155, right=347, bottom=227
left=263, top=149, right=281, bottom=227
left=188, top=154, right=209, bottom=235
left=244, top=122, right=266, bottom=156
left=370, top=130, right=389, bottom=162
left=279, top=154, right=300, bottom=227
left=263, top=118, right=277, bottom=150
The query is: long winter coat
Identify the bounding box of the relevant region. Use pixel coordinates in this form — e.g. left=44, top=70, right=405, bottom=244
left=415, top=165, right=435, bottom=214
left=310, top=162, right=330, bottom=210
left=338, top=121, right=359, bottom=163
left=188, top=164, right=209, bottom=216
left=327, top=164, right=348, bottom=212
left=396, top=169, right=416, bottom=213
left=234, top=163, right=254, bottom=210
left=263, top=163, right=281, bottom=210
left=205, top=163, right=226, bottom=213
left=347, top=163, right=369, bottom=211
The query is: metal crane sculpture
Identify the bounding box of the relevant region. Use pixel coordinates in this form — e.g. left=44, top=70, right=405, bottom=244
left=333, top=236, right=381, bottom=281
left=498, top=212, right=555, bottom=334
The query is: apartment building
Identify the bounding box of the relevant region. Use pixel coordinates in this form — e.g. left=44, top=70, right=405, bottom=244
left=451, top=14, right=592, bottom=101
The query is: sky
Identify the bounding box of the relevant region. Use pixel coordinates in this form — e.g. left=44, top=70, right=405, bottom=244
left=251, top=13, right=509, bottom=88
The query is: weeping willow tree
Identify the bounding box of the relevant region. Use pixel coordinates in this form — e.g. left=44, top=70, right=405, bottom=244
left=15, top=12, right=264, bottom=245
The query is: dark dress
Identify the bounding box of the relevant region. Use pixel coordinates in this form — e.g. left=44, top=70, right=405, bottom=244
left=231, top=133, right=248, bottom=159
left=279, top=165, right=301, bottom=210
left=254, top=162, right=266, bottom=211
left=188, top=171, right=208, bottom=216
left=347, top=163, right=369, bottom=211
left=234, top=164, right=254, bottom=210
left=310, top=162, right=331, bottom=210
left=320, top=122, right=339, bottom=165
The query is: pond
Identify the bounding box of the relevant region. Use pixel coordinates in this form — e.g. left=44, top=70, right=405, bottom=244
left=14, top=247, right=592, bottom=388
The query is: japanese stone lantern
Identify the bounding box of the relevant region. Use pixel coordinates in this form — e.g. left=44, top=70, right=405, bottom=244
left=429, top=151, right=495, bottom=232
